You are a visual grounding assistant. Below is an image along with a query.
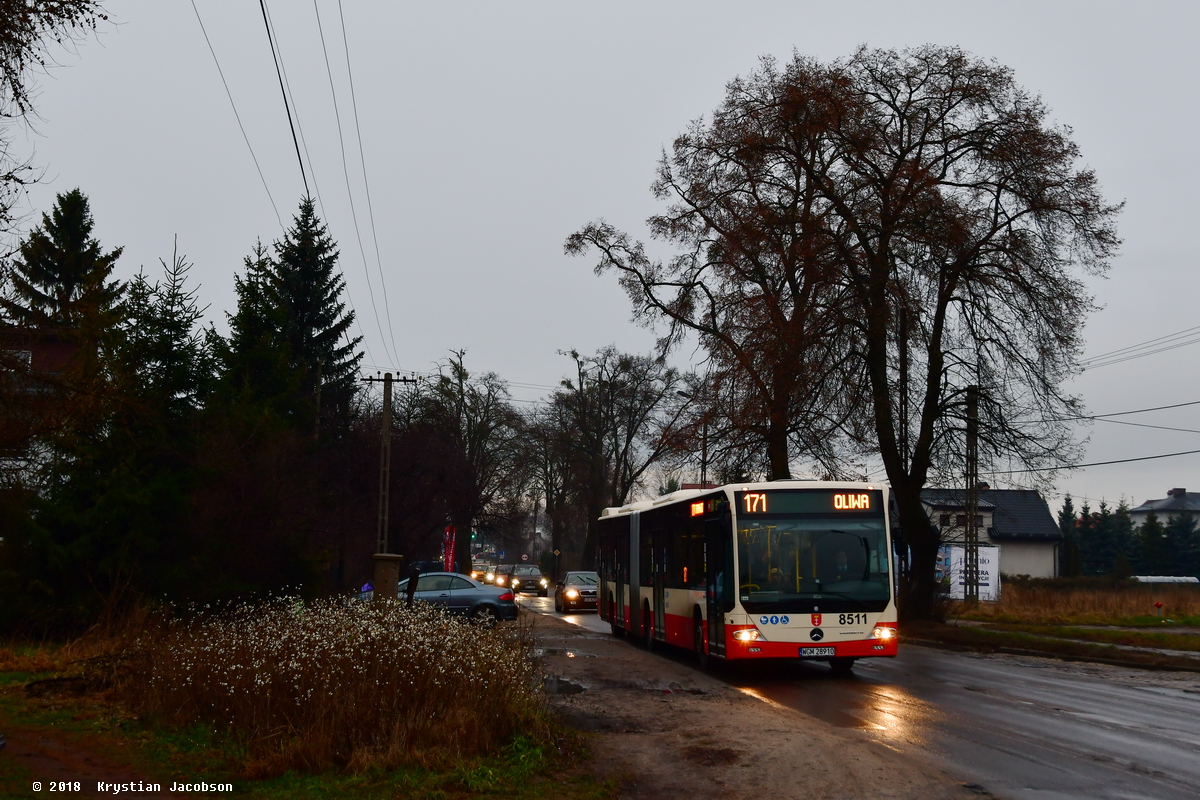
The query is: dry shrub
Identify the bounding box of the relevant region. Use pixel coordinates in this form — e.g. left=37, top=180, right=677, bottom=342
left=122, top=597, right=546, bottom=776
left=952, top=579, right=1200, bottom=624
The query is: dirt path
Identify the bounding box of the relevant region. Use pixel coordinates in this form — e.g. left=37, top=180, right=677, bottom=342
left=533, top=615, right=979, bottom=800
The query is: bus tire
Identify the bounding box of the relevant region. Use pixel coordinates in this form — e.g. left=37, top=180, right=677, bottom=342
left=829, top=657, right=856, bottom=676
left=642, top=602, right=654, bottom=650
left=694, top=611, right=709, bottom=669
left=608, top=603, right=624, bottom=637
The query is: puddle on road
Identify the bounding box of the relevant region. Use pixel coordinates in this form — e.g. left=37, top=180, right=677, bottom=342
left=532, top=647, right=596, bottom=659
left=544, top=675, right=587, bottom=695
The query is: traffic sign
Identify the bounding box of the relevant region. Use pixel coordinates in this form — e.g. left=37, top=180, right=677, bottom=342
left=520, top=553, right=529, bottom=561
left=553, top=549, right=560, bottom=556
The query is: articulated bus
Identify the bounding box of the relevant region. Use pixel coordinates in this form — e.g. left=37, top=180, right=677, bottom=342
left=597, top=481, right=898, bottom=673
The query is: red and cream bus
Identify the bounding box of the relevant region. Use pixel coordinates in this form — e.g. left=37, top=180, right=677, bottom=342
left=597, top=481, right=898, bottom=673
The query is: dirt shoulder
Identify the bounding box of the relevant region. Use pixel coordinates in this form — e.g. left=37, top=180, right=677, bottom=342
left=531, top=615, right=976, bottom=800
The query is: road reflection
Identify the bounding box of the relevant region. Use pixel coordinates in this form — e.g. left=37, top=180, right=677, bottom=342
left=724, top=660, right=931, bottom=744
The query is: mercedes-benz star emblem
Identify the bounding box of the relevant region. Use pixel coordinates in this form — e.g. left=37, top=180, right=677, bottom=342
left=810, top=627, right=824, bottom=641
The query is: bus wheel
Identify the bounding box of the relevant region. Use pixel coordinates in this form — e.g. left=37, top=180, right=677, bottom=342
left=642, top=604, right=654, bottom=650
left=609, top=603, right=624, bottom=637
left=694, top=613, right=709, bottom=669
left=829, top=657, right=856, bottom=676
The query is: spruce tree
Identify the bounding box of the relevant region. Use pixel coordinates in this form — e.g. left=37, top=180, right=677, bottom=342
left=1137, top=511, right=1168, bottom=576
left=1, top=188, right=122, bottom=330
left=1163, top=512, right=1197, bottom=577
left=1058, top=496, right=1080, bottom=577
left=217, top=198, right=362, bottom=432
left=269, top=197, right=362, bottom=424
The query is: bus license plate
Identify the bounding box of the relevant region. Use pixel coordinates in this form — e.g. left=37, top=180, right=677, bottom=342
left=799, top=647, right=836, bottom=658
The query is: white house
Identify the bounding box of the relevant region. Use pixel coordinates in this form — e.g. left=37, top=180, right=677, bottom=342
left=1128, top=488, right=1200, bottom=528
left=921, top=487, right=1062, bottom=578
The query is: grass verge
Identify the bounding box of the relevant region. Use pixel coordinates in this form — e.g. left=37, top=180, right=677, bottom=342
left=904, top=620, right=1200, bottom=671
left=0, top=598, right=617, bottom=798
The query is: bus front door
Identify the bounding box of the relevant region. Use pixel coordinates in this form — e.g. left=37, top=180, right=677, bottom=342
left=705, top=516, right=729, bottom=659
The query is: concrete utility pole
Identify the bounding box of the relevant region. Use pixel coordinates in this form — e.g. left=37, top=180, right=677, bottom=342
left=964, top=385, right=980, bottom=605
left=363, top=371, right=417, bottom=600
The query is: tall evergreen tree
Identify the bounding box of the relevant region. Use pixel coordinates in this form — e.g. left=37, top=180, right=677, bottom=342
left=271, top=198, right=361, bottom=424
left=1, top=188, right=122, bottom=330
left=1112, top=503, right=1137, bottom=578
left=1137, top=511, right=1168, bottom=576
left=1165, top=512, right=1200, bottom=578
left=217, top=198, right=362, bottom=431
left=1058, top=496, right=1080, bottom=577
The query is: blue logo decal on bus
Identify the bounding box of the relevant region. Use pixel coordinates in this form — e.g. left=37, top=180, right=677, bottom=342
left=781, top=615, right=790, bottom=624
left=759, top=616, right=769, bottom=625
left=770, top=615, right=779, bottom=624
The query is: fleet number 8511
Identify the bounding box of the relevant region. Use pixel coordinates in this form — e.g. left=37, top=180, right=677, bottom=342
left=838, top=613, right=867, bottom=625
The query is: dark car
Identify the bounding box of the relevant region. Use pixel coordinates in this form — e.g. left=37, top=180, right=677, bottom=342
left=509, top=565, right=549, bottom=596
left=397, top=572, right=518, bottom=623
left=554, top=571, right=599, bottom=612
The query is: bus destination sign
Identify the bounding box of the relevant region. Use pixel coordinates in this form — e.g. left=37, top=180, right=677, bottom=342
left=738, top=489, right=881, bottom=515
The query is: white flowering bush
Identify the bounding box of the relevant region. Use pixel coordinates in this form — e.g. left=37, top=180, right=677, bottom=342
left=127, top=597, right=546, bottom=774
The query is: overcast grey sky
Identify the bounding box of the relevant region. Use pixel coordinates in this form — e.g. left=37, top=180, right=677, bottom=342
left=10, top=1, right=1200, bottom=509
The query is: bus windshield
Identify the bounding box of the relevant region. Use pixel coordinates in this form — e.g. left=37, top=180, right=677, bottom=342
left=737, top=515, right=890, bottom=612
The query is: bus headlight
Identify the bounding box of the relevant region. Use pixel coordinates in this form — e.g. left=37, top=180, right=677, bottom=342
left=732, top=628, right=761, bottom=642
left=872, top=624, right=897, bottom=640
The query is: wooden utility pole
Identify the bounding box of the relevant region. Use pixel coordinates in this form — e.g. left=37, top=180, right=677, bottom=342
left=964, top=385, right=980, bottom=605
left=364, top=371, right=417, bottom=600
left=377, top=373, right=392, bottom=553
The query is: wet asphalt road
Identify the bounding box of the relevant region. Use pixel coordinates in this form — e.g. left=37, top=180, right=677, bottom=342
left=518, top=595, right=1200, bottom=800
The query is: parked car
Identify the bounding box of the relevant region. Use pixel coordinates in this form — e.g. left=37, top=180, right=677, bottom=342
left=554, top=571, right=599, bottom=612
left=510, top=565, right=549, bottom=596
left=397, top=572, right=518, bottom=623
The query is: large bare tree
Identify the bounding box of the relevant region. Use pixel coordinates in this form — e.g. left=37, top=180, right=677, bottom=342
left=568, top=47, right=1119, bottom=618
left=566, top=86, right=866, bottom=479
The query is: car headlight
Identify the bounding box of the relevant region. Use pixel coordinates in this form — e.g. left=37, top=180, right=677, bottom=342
left=565, top=589, right=579, bottom=599
left=496, top=577, right=505, bottom=585
left=540, top=578, right=548, bottom=587
left=872, top=625, right=897, bottom=640
left=732, top=628, right=760, bottom=641
left=512, top=579, right=521, bottom=587
left=485, top=572, right=495, bottom=582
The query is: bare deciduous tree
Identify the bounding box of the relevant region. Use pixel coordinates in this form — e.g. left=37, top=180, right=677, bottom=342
left=568, top=47, right=1119, bottom=618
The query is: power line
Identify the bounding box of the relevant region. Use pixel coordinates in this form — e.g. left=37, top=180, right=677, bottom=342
left=1084, top=397, right=1200, bottom=420
left=258, top=0, right=309, bottom=196
left=1081, top=324, right=1200, bottom=370
left=337, top=0, right=400, bottom=365
left=312, top=0, right=395, bottom=366
left=1093, top=417, right=1200, bottom=436
left=188, top=0, right=282, bottom=229
left=986, top=447, right=1200, bottom=476
left=259, top=1, right=374, bottom=367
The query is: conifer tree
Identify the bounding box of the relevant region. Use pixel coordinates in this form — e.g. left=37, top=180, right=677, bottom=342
left=1165, top=512, right=1200, bottom=578
left=217, top=199, right=362, bottom=431
left=269, top=197, right=361, bottom=425
left=1, top=188, right=122, bottom=331
left=1058, top=496, right=1080, bottom=577
left=1137, top=511, right=1168, bottom=576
